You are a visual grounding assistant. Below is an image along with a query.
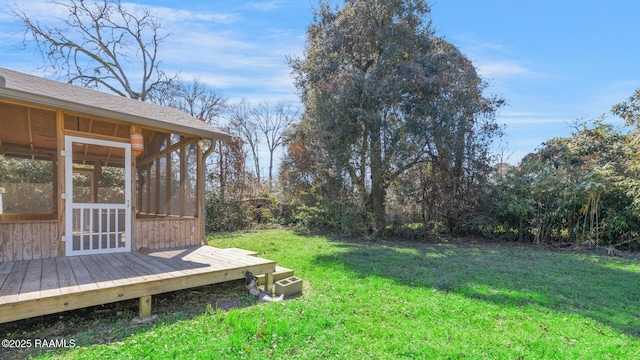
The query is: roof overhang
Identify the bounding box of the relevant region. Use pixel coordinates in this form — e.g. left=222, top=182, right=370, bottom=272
left=0, top=86, right=231, bottom=143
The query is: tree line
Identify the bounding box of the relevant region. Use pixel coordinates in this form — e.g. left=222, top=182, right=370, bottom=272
left=10, top=0, right=640, bottom=250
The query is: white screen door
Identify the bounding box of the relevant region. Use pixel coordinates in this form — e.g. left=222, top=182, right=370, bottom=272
left=65, top=136, right=131, bottom=255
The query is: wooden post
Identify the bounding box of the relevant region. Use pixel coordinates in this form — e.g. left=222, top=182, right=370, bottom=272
left=131, top=141, right=137, bottom=252
left=139, top=295, right=152, bottom=319
left=197, top=141, right=204, bottom=243
left=56, top=110, right=65, bottom=257
left=199, top=140, right=216, bottom=244
left=264, top=272, right=274, bottom=294
left=165, top=149, right=171, bottom=215
left=179, top=140, right=186, bottom=216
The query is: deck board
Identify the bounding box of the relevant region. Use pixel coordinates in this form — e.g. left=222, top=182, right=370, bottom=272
left=0, top=261, right=28, bottom=303
left=146, top=248, right=220, bottom=275
left=0, top=261, right=15, bottom=275
left=120, top=252, right=180, bottom=279
left=145, top=248, right=202, bottom=272
left=39, top=258, right=60, bottom=298
left=198, top=247, right=266, bottom=268
left=0, top=261, right=15, bottom=289
left=68, top=256, right=99, bottom=292
left=17, top=260, right=42, bottom=302
left=79, top=255, right=118, bottom=289
left=0, top=245, right=277, bottom=324
left=92, top=254, right=134, bottom=287
left=55, top=257, right=80, bottom=295
left=102, top=253, right=162, bottom=282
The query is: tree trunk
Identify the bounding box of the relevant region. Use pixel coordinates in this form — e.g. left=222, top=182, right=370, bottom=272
left=268, top=149, right=274, bottom=186
left=370, top=124, right=386, bottom=234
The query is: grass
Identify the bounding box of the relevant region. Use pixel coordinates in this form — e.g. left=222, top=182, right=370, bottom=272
left=9, top=229, right=640, bottom=359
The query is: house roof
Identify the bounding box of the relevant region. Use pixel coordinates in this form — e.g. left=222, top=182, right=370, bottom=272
left=0, top=67, right=230, bottom=142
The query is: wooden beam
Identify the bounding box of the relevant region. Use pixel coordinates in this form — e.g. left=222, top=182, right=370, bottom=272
left=70, top=155, right=124, bottom=167
left=1, top=144, right=56, bottom=159
left=64, top=129, right=130, bottom=144
left=138, top=137, right=196, bottom=167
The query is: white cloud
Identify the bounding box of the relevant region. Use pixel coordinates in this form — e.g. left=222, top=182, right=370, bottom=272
left=245, top=1, right=283, bottom=12
left=145, top=6, right=238, bottom=24
left=0, top=1, right=305, bottom=107
left=499, top=114, right=570, bottom=125
left=476, top=61, right=531, bottom=79
left=1, top=0, right=68, bottom=19
left=145, top=4, right=305, bottom=103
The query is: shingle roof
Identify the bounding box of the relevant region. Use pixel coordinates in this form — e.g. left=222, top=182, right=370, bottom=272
left=0, top=67, right=230, bottom=141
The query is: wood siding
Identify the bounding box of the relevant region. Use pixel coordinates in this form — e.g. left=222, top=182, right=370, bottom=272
left=0, top=217, right=203, bottom=262
left=0, top=221, right=61, bottom=262
left=135, top=217, right=201, bottom=251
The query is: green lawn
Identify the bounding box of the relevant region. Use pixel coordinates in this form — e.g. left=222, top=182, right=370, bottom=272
left=38, top=230, right=640, bottom=358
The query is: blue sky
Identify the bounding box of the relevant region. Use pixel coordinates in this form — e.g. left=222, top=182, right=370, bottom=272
left=1, top=0, right=639, bottom=165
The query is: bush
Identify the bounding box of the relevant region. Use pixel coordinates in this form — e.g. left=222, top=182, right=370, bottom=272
left=205, top=192, right=253, bottom=233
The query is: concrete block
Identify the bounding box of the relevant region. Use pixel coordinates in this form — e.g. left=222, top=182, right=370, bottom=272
left=275, top=276, right=302, bottom=297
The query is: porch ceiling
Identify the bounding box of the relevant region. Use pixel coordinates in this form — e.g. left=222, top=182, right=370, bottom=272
left=0, top=103, right=131, bottom=164
left=0, top=103, right=58, bottom=159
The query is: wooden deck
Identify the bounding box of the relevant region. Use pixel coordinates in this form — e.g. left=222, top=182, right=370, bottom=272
left=0, top=246, right=276, bottom=324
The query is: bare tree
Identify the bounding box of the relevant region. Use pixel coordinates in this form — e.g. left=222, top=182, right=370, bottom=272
left=253, top=100, right=299, bottom=184
left=228, top=99, right=261, bottom=182
left=14, top=0, right=175, bottom=101
left=156, top=79, right=227, bottom=125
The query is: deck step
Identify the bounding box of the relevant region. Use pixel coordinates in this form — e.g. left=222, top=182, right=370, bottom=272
left=257, top=266, right=294, bottom=285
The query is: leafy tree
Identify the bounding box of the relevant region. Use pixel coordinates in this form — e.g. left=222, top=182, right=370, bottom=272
left=14, top=0, right=175, bottom=101
left=288, top=0, right=502, bottom=234
left=612, top=88, right=640, bottom=126
left=488, top=119, right=640, bottom=250
left=0, top=158, right=54, bottom=214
